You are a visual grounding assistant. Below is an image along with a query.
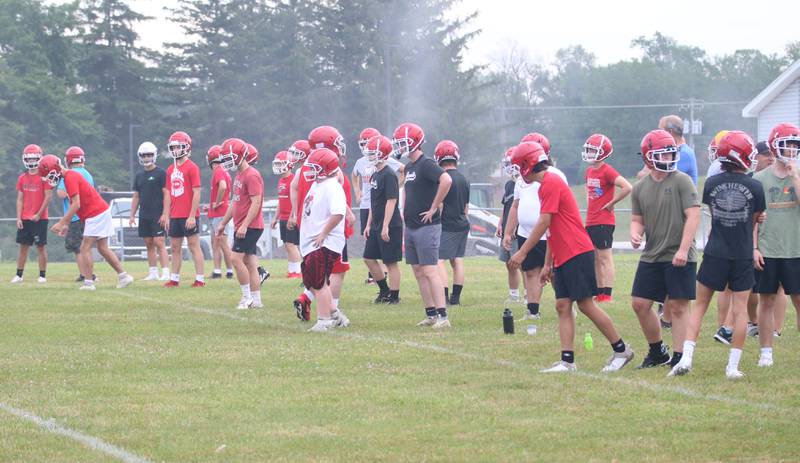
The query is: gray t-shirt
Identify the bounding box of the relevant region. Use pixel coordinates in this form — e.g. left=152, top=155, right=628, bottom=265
left=631, top=171, right=700, bottom=263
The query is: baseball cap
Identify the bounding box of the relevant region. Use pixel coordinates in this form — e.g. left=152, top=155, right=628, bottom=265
left=756, top=141, right=770, bottom=155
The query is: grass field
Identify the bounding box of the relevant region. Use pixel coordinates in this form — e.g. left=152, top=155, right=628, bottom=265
left=1, top=255, right=798, bottom=462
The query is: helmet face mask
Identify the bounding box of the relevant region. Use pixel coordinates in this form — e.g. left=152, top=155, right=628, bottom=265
left=37, top=155, right=63, bottom=187
left=391, top=137, right=412, bottom=159
left=775, top=139, right=800, bottom=164
left=581, top=146, right=601, bottom=163
left=23, top=153, right=42, bottom=170
left=168, top=141, right=190, bottom=159
left=391, top=123, right=425, bottom=160
left=138, top=142, right=158, bottom=167
left=272, top=159, right=290, bottom=175
left=581, top=134, right=612, bottom=163
left=646, top=147, right=680, bottom=173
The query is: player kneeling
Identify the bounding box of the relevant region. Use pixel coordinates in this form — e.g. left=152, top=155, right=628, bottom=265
left=300, top=148, right=349, bottom=332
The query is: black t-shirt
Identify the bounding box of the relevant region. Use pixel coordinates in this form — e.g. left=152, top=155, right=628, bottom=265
left=702, top=171, right=766, bottom=260
left=501, top=180, right=515, bottom=228
left=441, top=168, right=470, bottom=232
left=369, top=165, right=402, bottom=230
left=133, top=167, right=167, bottom=219
left=403, top=156, right=445, bottom=229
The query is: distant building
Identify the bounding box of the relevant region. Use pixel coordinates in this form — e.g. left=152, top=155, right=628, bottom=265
left=742, top=60, right=800, bottom=141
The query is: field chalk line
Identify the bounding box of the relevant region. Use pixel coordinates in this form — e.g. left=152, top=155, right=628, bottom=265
left=126, top=293, right=787, bottom=412
left=0, top=402, right=152, bottom=463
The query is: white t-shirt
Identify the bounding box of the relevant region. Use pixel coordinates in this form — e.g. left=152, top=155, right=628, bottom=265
left=352, top=156, right=403, bottom=209
left=299, top=178, right=347, bottom=257
left=513, top=166, right=568, bottom=239
left=706, top=159, right=723, bottom=178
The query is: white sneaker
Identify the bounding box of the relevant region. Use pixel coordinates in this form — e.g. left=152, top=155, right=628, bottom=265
left=433, top=318, right=452, bottom=329
left=758, top=355, right=773, bottom=367
left=116, top=274, right=134, bottom=289
left=79, top=283, right=96, bottom=291
left=668, top=360, right=692, bottom=377
left=417, top=317, right=437, bottom=327
left=10, top=275, right=23, bottom=284
left=142, top=273, right=159, bottom=281
left=236, top=297, right=254, bottom=310
left=250, top=301, right=264, bottom=309
left=541, top=361, right=577, bottom=373
left=332, top=310, right=350, bottom=327
left=308, top=319, right=336, bottom=332
left=726, top=368, right=745, bottom=379
left=37, top=276, right=46, bottom=284
left=505, top=294, right=522, bottom=304
left=518, top=312, right=541, bottom=322
left=746, top=323, right=759, bottom=337
left=159, top=273, right=170, bottom=281
left=602, top=347, right=635, bottom=372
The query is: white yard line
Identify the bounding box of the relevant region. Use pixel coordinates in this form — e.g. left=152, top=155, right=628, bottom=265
left=127, top=293, right=786, bottom=412
left=0, top=402, right=152, bottom=463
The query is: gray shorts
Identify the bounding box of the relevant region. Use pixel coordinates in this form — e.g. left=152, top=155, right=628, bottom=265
left=498, top=236, right=520, bottom=263
left=211, top=217, right=233, bottom=236
left=405, top=224, right=441, bottom=266
left=65, top=220, right=84, bottom=253
left=439, top=229, right=468, bottom=260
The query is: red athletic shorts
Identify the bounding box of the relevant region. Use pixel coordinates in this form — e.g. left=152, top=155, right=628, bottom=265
left=331, top=243, right=350, bottom=274
left=302, top=247, right=340, bottom=290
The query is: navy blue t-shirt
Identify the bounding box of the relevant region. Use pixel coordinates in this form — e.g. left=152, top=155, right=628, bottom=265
left=702, top=170, right=766, bottom=260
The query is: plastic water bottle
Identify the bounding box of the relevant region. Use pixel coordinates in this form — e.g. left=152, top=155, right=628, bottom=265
left=503, top=308, right=514, bottom=334
left=584, top=332, right=594, bottom=351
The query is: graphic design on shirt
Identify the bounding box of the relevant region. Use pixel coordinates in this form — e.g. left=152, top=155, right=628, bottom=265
left=709, top=182, right=754, bottom=227
left=370, top=179, right=378, bottom=190
left=303, top=194, right=314, bottom=218
left=768, top=185, right=797, bottom=205
left=171, top=169, right=185, bottom=197
left=232, top=177, right=242, bottom=202
left=587, top=177, right=603, bottom=200
left=404, top=172, right=416, bottom=184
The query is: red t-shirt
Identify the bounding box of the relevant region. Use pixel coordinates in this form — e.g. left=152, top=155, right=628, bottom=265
left=166, top=159, right=201, bottom=218
left=539, top=172, right=594, bottom=268
left=63, top=170, right=108, bottom=220
left=208, top=167, right=231, bottom=218
left=232, top=167, right=264, bottom=230
left=341, top=174, right=354, bottom=239
left=277, top=173, right=294, bottom=221
left=585, top=163, right=620, bottom=226
left=296, top=165, right=312, bottom=226
left=16, top=172, right=52, bottom=220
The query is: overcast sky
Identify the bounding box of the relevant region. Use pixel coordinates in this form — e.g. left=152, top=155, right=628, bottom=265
left=61, top=0, right=798, bottom=67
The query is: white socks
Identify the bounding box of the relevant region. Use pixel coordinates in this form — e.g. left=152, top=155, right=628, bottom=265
left=303, top=289, right=315, bottom=301
left=727, top=348, right=742, bottom=371
left=148, top=266, right=158, bottom=276
left=252, top=290, right=261, bottom=305
left=118, top=272, right=129, bottom=279
left=240, top=284, right=251, bottom=299
left=171, top=273, right=180, bottom=282
left=213, top=268, right=221, bottom=275
left=760, top=347, right=773, bottom=359
left=162, top=268, right=170, bottom=278
left=288, top=262, right=301, bottom=273
left=333, top=298, right=339, bottom=309
left=681, top=341, right=696, bottom=364
left=509, top=288, right=519, bottom=298
left=196, top=274, right=205, bottom=283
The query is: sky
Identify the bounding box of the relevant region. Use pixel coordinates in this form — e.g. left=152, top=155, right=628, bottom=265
left=54, top=0, right=797, bottom=67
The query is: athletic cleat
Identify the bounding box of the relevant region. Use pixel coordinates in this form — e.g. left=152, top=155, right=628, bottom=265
left=505, top=294, right=522, bottom=304
left=191, top=280, right=205, bottom=288
left=374, top=292, right=391, bottom=304
left=210, top=273, right=222, bottom=279
left=726, top=368, right=745, bottom=379
left=116, top=274, right=134, bottom=289
left=747, top=323, right=759, bottom=337
left=142, top=273, right=159, bottom=281
left=668, top=361, right=692, bottom=377
left=386, top=296, right=401, bottom=305
left=602, top=347, right=635, bottom=372
left=10, top=275, right=23, bottom=284
left=236, top=296, right=254, bottom=310
left=250, top=301, right=264, bottom=309
left=713, top=327, right=732, bottom=345
left=332, top=310, right=350, bottom=327
left=758, top=355, right=773, bottom=367
left=448, top=296, right=461, bottom=306
left=258, top=267, right=270, bottom=286
left=774, top=330, right=781, bottom=338
left=78, top=283, right=96, bottom=291
left=287, top=272, right=302, bottom=279
left=637, top=345, right=671, bottom=369
left=164, top=280, right=179, bottom=288
left=308, top=319, right=335, bottom=332
left=433, top=318, right=451, bottom=329
left=417, top=317, right=437, bottom=327
left=365, top=277, right=375, bottom=285
left=158, top=274, right=170, bottom=281
left=518, top=312, right=541, bottom=322
left=37, top=276, right=46, bottom=284
left=226, top=272, right=234, bottom=279
left=541, top=361, right=577, bottom=373
left=294, top=297, right=311, bottom=322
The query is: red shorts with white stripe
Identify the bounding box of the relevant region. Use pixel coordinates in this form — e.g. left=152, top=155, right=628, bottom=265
left=331, top=243, right=350, bottom=274
left=302, top=247, right=340, bottom=290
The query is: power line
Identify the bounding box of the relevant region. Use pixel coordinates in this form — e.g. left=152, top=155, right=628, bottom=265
left=499, top=100, right=749, bottom=111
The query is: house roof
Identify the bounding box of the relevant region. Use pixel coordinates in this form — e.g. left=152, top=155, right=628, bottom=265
left=742, top=60, right=800, bottom=118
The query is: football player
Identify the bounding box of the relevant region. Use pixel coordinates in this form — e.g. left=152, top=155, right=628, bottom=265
left=56, top=146, right=94, bottom=282
left=11, top=144, right=52, bottom=284
left=130, top=142, right=170, bottom=281
left=435, top=140, right=470, bottom=306
left=207, top=144, right=234, bottom=280
left=271, top=150, right=302, bottom=278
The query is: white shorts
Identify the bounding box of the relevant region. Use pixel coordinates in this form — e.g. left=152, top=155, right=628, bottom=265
left=83, top=208, right=114, bottom=238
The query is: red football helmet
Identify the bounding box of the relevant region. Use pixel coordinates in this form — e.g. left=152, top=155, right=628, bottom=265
left=640, top=129, right=679, bottom=172
left=434, top=140, right=460, bottom=165
left=308, top=125, right=346, bottom=158
left=65, top=146, right=85, bottom=165
left=37, top=154, right=63, bottom=186
left=717, top=130, right=757, bottom=171
left=219, top=138, right=249, bottom=170
left=272, top=151, right=292, bottom=175
left=206, top=145, right=222, bottom=168
left=246, top=143, right=259, bottom=165
left=501, top=147, right=517, bottom=179
left=391, top=122, right=425, bottom=159
left=364, top=135, right=393, bottom=165
left=358, top=128, right=381, bottom=153
left=168, top=131, right=192, bottom=159
left=768, top=122, right=800, bottom=163
left=288, top=139, right=311, bottom=164
left=510, top=142, right=548, bottom=180
left=706, top=130, right=730, bottom=162
left=303, top=148, right=340, bottom=182
left=22, top=144, right=43, bottom=170
left=581, top=134, right=613, bottom=163
left=520, top=132, right=551, bottom=156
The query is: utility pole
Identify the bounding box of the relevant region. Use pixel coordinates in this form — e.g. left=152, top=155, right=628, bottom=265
left=128, top=112, right=141, bottom=185
left=680, top=97, right=704, bottom=148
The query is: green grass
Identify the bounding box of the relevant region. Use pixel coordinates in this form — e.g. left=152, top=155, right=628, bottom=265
left=0, top=255, right=798, bottom=462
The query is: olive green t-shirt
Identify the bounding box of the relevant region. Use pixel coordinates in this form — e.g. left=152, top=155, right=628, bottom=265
left=631, top=171, right=700, bottom=263
left=754, top=168, right=800, bottom=258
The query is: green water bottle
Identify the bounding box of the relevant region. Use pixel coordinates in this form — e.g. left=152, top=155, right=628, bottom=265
left=584, top=332, right=594, bottom=351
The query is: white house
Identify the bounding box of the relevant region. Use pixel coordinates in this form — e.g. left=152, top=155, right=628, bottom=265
left=742, top=60, right=800, bottom=141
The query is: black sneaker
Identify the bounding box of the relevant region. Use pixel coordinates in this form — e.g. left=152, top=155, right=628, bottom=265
left=713, top=327, right=732, bottom=345
left=386, top=296, right=401, bottom=305
left=226, top=272, right=234, bottom=280
left=660, top=317, right=672, bottom=331
left=210, top=273, right=222, bottom=279
left=374, top=292, right=391, bottom=304
left=449, top=295, right=461, bottom=306
left=257, top=266, right=270, bottom=286
left=75, top=275, right=84, bottom=282
left=636, top=345, right=671, bottom=369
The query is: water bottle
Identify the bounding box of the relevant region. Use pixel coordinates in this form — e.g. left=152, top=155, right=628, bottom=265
left=503, top=308, right=514, bottom=334
left=584, top=332, right=594, bottom=351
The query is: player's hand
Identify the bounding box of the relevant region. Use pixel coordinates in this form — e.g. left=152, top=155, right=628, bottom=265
left=631, top=232, right=643, bottom=249
left=186, top=217, right=196, bottom=230
left=509, top=250, right=524, bottom=270
left=381, top=226, right=390, bottom=242
left=346, top=209, right=356, bottom=227
left=270, top=217, right=278, bottom=229
left=363, top=227, right=370, bottom=239
left=754, top=249, right=765, bottom=271
left=129, top=216, right=136, bottom=227
left=312, top=233, right=326, bottom=248
left=215, top=223, right=225, bottom=237
left=32, top=213, right=41, bottom=221
left=756, top=211, right=766, bottom=224
left=495, top=224, right=502, bottom=238
left=419, top=207, right=438, bottom=224
left=672, top=249, right=688, bottom=267
left=236, top=224, right=247, bottom=239
left=159, top=214, right=168, bottom=229
left=539, top=266, right=553, bottom=286
left=50, top=221, right=65, bottom=236
left=16, top=219, right=23, bottom=229
left=502, top=235, right=512, bottom=251
left=601, top=201, right=615, bottom=211
left=287, top=216, right=297, bottom=230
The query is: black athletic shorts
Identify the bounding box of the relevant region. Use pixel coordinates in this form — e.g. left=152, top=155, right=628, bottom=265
left=232, top=228, right=263, bottom=255
left=697, top=255, right=754, bottom=292
left=169, top=217, right=199, bottom=238
left=363, top=226, right=403, bottom=263
left=754, top=257, right=800, bottom=295
left=586, top=224, right=614, bottom=250
left=632, top=260, right=697, bottom=301
left=138, top=218, right=166, bottom=238
left=16, top=219, right=47, bottom=246
left=552, top=251, right=599, bottom=301
left=279, top=220, right=299, bottom=245
left=516, top=237, right=547, bottom=271
left=64, top=220, right=84, bottom=253
left=359, top=208, right=370, bottom=235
